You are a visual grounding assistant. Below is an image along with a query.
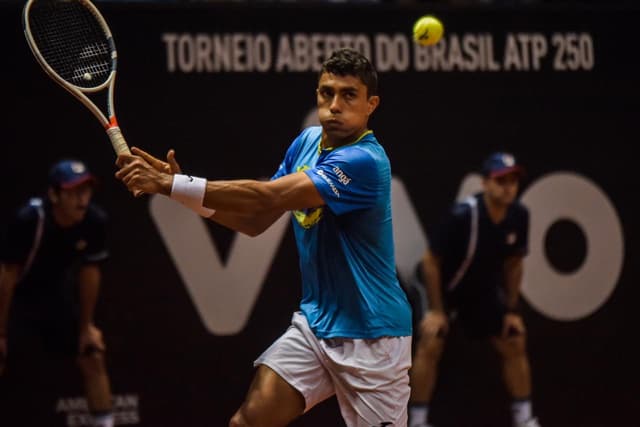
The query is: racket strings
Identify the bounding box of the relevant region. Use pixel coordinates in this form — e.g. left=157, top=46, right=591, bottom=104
left=28, top=0, right=113, bottom=88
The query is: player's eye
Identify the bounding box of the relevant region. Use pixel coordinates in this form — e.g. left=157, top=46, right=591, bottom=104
left=343, top=91, right=357, bottom=101
left=495, top=175, right=517, bottom=186
left=319, top=88, right=333, bottom=98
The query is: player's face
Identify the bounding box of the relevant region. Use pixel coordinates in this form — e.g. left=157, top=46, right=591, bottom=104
left=50, top=183, right=93, bottom=225
left=484, top=172, right=520, bottom=206
left=316, top=72, right=379, bottom=145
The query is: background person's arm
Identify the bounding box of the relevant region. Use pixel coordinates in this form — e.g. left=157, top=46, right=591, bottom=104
left=77, top=264, right=106, bottom=354
left=420, top=251, right=449, bottom=337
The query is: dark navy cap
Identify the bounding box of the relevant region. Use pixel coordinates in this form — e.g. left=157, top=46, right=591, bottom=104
left=48, top=159, right=96, bottom=189
left=481, top=152, right=524, bottom=178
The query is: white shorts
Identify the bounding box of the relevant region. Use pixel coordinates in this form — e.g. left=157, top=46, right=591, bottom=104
left=254, top=312, right=412, bottom=427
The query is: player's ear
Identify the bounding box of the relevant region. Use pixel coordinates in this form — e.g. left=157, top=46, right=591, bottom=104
left=367, top=95, right=380, bottom=115
left=48, top=187, right=59, bottom=204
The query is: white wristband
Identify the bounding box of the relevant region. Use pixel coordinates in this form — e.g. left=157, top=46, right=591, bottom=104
left=170, top=174, right=216, bottom=218
left=171, top=174, right=206, bottom=204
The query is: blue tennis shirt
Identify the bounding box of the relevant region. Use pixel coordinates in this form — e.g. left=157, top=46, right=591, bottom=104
left=272, top=126, right=412, bottom=339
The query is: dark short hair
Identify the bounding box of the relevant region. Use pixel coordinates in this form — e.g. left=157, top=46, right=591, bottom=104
left=320, top=48, right=378, bottom=97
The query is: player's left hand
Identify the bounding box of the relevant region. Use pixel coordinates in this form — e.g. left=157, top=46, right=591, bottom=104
left=79, top=324, right=106, bottom=356
left=131, top=147, right=182, bottom=175
left=115, top=151, right=173, bottom=196
left=502, top=312, right=525, bottom=338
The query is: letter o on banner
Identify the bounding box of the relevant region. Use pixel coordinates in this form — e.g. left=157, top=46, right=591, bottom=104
left=521, top=172, right=624, bottom=321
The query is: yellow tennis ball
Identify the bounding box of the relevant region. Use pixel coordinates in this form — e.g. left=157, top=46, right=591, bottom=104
left=413, top=15, right=444, bottom=46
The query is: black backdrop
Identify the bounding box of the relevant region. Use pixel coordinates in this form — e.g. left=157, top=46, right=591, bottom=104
left=1, top=2, right=638, bottom=426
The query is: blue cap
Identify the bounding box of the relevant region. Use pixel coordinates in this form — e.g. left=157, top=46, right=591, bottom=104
left=48, top=160, right=96, bottom=189
left=481, top=152, right=524, bottom=178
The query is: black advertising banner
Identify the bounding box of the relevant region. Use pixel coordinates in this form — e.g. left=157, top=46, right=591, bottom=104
left=1, top=3, right=638, bottom=426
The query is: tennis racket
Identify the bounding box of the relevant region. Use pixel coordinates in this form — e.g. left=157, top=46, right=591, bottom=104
left=22, top=0, right=130, bottom=156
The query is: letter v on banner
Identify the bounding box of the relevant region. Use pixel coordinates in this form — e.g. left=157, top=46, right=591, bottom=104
left=391, top=179, right=428, bottom=285
left=149, top=195, right=290, bottom=335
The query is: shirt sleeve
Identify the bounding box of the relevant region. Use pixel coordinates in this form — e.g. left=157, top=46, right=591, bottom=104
left=304, top=146, right=383, bottom=216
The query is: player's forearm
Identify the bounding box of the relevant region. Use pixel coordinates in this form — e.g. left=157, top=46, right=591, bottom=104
left=203, top=179, right=279, bottom=214
left=77, top=265, right=101, bottom=329
left=504, top=256, right=524, bottom=310
left=0, top=264, right=19, bottom=336
left=422, top=252, right=445, bottom=312
left=167, top=175, right=279, bottom=214
left=170, top=171, right=321, bottom=217
left=210, top=209, right=285, bottom=237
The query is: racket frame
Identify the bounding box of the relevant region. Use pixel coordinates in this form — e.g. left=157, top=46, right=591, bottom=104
left=22, top=0, right=130, bottom=155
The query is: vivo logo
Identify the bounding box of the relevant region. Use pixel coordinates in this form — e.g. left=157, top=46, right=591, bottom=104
left=149, top=172, right=624, bottom=335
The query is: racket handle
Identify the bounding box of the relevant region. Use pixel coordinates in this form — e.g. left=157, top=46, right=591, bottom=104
left=107, top=126, right=143, bottom=197
left=106, top=126, right=131, bottom=156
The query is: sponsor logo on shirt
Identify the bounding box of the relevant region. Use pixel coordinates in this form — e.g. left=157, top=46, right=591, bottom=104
left=506, top=232, right=517, bottom=245
left=316, top=169, right=340, bottom=197
left=332, top=166, right=351, bottom=185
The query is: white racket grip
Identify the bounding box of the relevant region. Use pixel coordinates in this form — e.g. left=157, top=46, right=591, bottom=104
left=106, top=126, right=131, bottom=156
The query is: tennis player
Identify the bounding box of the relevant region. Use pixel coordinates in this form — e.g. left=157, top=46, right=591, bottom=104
left=116, top=48, right=412, bottom=427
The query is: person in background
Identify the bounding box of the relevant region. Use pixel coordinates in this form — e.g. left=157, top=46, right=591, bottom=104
left=0, top=159, right=114, bottom=427
left=408, top=153, right=540, bottom=427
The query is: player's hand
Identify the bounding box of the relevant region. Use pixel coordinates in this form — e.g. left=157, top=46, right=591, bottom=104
left=115, top=153, right=173, bottom=196
left=502, top=312, right=525, bottom=338
left=131, top=147, right=182, bottom=175
left=78, top=324, right=106, bottom=356
left=420, top=310, right=448, bottom=339
left=0, top=336, right=7, bottom=376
